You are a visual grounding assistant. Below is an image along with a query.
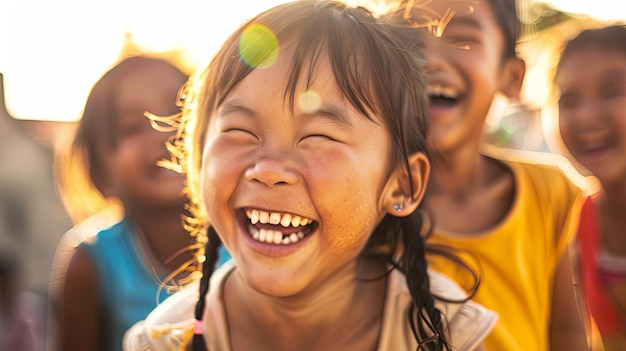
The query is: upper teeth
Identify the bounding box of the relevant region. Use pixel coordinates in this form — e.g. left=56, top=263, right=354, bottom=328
left=427, top=85, right=457, bottom=98
left=246, top=209, right=311, bottom=227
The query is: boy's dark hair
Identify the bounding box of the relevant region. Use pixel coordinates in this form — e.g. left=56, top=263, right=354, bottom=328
left=386, top=0, right=520, bottom=60
left=490, top=0, right=520, bottom=59
left=557, top=25, right=626, bottom=74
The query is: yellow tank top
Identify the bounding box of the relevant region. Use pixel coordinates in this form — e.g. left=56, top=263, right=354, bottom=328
left=426, top=150, right=584, bottom=351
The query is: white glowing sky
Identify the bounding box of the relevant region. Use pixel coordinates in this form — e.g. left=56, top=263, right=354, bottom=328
left=0, top=0, right=623, bottom=121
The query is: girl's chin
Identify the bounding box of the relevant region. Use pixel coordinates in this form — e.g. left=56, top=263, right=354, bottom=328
left=236, top=264, right=309, bottom=298
left=577, top=147, right=612, bottom=167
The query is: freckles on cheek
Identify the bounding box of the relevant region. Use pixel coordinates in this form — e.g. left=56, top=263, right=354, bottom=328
left=202, top=153, right=231, bottom=194
left=200, top=146, right=223, bottom=212
left=200, top=168, right=218, bottom=216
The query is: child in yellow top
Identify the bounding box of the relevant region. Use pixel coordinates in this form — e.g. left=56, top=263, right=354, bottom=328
left=387, top=1, right=587, bottom=350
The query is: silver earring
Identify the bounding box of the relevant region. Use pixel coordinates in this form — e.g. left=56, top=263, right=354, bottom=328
left=393, top=203, right=403, bottom=212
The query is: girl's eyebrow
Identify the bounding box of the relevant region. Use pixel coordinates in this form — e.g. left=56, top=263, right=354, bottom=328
left=218, top=101, right=256, bottom=117
left=301, top=104, right=354, bottom=128
left=601, top=68, right=626, bottom=82
left=219, top=99, right=356, bottom=128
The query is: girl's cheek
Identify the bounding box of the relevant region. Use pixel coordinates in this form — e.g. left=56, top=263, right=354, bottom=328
left=558, top=118, right=575, bottom=151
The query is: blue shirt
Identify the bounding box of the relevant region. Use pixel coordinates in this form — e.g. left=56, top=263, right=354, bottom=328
left=80, top=218, right=232, bottom=350
left=81, top=218, right=172, bottom=351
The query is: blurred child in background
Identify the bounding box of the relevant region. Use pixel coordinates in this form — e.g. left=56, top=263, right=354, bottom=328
left=555, top=25, right=626, bottom=351
left=387, top=1, right=587, bottom=349
left=51, top=55, right=197, bottom=351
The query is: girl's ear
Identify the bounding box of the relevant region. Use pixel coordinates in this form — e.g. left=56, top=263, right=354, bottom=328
left=500, top=57, right=526, bottom=100
left=382, top=152, right=430, bottom=216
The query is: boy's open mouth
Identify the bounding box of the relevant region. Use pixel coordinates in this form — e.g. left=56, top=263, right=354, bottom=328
left=427, top=85, right=460, bottom=107
left=245, top=209, right=317, bottom=245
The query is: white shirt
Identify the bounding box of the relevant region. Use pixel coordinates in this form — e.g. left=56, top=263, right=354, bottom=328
left=124, top=261, right=497, bottom=351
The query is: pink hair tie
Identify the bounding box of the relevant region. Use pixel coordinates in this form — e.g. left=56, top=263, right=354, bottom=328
left=194, top=319, right=203, bottom=334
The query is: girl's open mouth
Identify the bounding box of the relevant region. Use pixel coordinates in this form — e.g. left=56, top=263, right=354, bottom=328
left=244, top=208, right=317, bottom=245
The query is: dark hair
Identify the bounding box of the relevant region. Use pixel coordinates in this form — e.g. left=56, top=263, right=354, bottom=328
left=556, top=25, right=626, bottom=76
left=489, top=0, right=520, bottom=59
left=169, top=1, right=450, bottom=350
left=385, top=0, right=520, bottom=60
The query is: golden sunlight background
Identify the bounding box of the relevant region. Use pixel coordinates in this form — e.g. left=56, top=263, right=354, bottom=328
left=0, top=0, right=623, bottom=123
left=0, top=0, right=293, bottom=122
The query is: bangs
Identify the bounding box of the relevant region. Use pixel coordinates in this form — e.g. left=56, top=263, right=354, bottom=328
left=199, top=0, right=421, bottom=124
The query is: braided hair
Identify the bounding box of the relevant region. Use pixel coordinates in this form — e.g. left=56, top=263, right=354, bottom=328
left=192, top=227, right=221, bottom=351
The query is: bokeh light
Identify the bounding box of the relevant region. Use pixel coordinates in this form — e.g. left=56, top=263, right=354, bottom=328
left=238, top=24, right=280, bottom=69
left=297, top=90, right=322, bottom=114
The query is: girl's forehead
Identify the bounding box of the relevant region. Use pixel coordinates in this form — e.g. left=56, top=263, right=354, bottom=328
left=559, top=47, right=626, bottom=72
left=228, top=41, right=336, bottom=102
left=225, top=63, right=351, bottom=115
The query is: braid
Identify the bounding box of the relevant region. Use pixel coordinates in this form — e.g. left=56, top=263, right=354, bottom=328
left=192, top=226, right=221, bottom=351
left=399, top=211, right=449, bottom=351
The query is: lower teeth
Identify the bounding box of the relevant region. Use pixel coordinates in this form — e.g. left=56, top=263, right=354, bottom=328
left=249, top=225, right=305, bottom=245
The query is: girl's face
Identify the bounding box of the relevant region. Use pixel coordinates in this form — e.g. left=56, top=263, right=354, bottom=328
left=200, top=46, right=397, bottom=296
left=104, top=65, right=187, bottom=207
left=557, top=48, right=626, bottom=187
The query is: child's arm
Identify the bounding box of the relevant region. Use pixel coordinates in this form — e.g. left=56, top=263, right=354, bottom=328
left=56, top=246, right=105, bottom=351
left=550, top=247, right=589, bottom=351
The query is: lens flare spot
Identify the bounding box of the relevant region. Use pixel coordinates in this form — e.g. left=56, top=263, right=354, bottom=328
left=297, top=90, right=322, bottom=114
left=238, top=24, right=279, bottom=69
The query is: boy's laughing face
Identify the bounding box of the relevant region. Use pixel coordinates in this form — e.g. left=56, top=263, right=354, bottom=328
left=408, top=0, right=520, bottom=154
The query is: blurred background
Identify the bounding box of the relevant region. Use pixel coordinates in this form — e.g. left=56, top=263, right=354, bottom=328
left=0, top=0, right=623, bottom=348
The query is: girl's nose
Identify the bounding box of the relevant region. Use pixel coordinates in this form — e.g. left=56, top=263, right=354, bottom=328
left=576, top=100, right=605, bottom=127
left=244, top=156, right=299, bottom=188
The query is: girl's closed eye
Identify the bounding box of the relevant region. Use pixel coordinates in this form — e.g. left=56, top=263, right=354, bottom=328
left=117, top=117, right=146, bottom=137
left=299, top=120, right=352, bottom=145
left=599, top=80, right=626, bottom=101
left=216, top=107, right=260, bottom=142
left=298, top=132, right=344, bottom=151
left=224, top=127, right=257, bottom=137
left=298, top=108, right=354, bottom=145
left=558, top=92, right=578, bottom=111
left=220, top=126, right=260, bottom=146
left=302, top=133, right=339, bottom=142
